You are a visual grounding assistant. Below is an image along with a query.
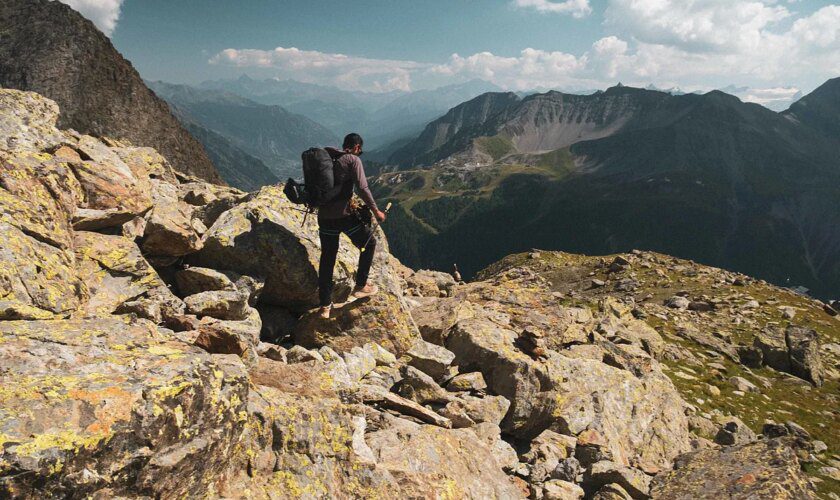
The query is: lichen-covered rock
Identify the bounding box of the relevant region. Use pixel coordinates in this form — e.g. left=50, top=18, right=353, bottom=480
left=0, top=318, right=250, bottom=498
left=364, top=412, right=525, bottom=498
left=69, top=135, right=153, bottom=215
left=192, top=185, right=404, bottom=309
left=0, top=89, right=64, bottom=151
left=650, top=438, right=817, bottom=499
left=74, top=230, right=183, bottom=320
left=294, top=292, right=421, bottom=357
left=142, top=180, right=203, bottom=257
left=447, top=315, right=690, bottom=472
left=175, top=266, right=236, bottom=296
left=184, top=290, right=249, bottom=321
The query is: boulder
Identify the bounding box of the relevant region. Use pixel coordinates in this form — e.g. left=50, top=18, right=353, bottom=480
left=74, top=230, right=183, bottom=320
left=0, top=89, right=64, bottom=152
left=70, top=135, right=154, bottom=215
left=0, top=318, right=249, bottom=498
left=142, top=181, right=202, bottom=257
left=364, top=413, right=524, bottom=498
left=398, top=366, right=452, bottom=405
left=406, top=339, right=457, bottom=382
left=293, top=292, right=420, bottom=357
left=447, top=316, right=691, bottom=472
left=583, top=461, right=652, bottom=499
left=184, top=290, right=249, bottom=321
left=175, top=267, right=236, bottom=296
left=446, top=371, right=488, bottom=393
left=754, top=327, right=791, bottom=373
left=192, top=185, right=404, bottom=309
left=407, top=295, right=473, bottom=345
left=440, top=394, right=511, bottom=428
left=785, top=325, right=824, bottom=387
left=714, top=416, right=757, bottom=446
left=650, top=439, right=817, bottom=499
left=543, top=480, right=584, bottom=500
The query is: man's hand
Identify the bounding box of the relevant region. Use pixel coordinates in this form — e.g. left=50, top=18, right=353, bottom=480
left=374, top=209, right=386, bottom=222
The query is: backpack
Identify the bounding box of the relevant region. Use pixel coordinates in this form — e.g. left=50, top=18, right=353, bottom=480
left=284, top=148, right=346, bottom=206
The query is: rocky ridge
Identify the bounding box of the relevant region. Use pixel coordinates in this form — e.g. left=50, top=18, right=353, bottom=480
left=0, top=0, right=221, bottom=184
left=0, top=89, right=832, bottom=498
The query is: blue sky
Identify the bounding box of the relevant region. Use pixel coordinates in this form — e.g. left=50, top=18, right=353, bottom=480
left=63, top=0, right=840, bottom=103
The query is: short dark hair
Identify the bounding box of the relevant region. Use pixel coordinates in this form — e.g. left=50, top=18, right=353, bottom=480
left=343, top=133, right=363, bottom=150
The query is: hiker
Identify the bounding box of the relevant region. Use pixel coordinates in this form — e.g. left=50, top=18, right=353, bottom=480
left=317, top=133, right=386, bottom=318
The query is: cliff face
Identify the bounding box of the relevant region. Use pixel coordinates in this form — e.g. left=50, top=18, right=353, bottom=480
left=1, top=90, right=834, bottom=498
left=0, top=0, right=221, bottom=184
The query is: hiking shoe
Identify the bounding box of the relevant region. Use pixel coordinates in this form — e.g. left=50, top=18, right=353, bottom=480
left=318, top=305, right=331, bottom=319
left=352, top=283, right=379, bottom=299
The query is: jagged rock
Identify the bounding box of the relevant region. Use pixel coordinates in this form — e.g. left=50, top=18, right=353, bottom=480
left=543, top=480, right=585, bottom=500
left=74, top=230, right=184, bottom=320
left=364, top=413, right=522, bottom=497
left=714, top=416, right=757, bottom=445
left=71, top=207, right=137, bottom=231
left=591, top=483, right=633, bottom=500
left=650, top=438, right=817, bottom=499
left=360, top=389, right=452, bottom=428
left=142, top=181, right=202, bottom=256
left=407, top=339, right=457, bottom=382
left=175, top=266, right=236, bottom=296
left=0, top=89, right=64, bottom=151
left=408, top=295, right=473, bottom=345
left=194, top=318, right=257, bottom=361
left=552, top=457, right=582, bottom=482
left=447, top=317, right=690, bottom=472
left=583, top=460, right=652, bottom=499
left=405, top=269, right=456, bottom=297
left=785, top=325, right=824, bottom=387
left=70, top=135, right=154, bottom=216
left=440, top=394, right=510, bottom=428
left=0, top=318, right=249, bottom=498
left=183, top=290, right=249, bottom=321
left=446, top=371, right=488, bottom=393
left=368, top=342, right=397, bottom=367
left=192, top=185, right=405, bottom=308
left=342, top=345, right=377, bottom=382
left=293, top=292, right=420, bottom=357
left=471, top=422, right=519, bottom=471
left=256, top=342, right=286, bottom=362
left=399, top=366, right=452, bottom=405
left=754, top=326, right=792, bottom=372
left=285, top=345, right=324, bottom=364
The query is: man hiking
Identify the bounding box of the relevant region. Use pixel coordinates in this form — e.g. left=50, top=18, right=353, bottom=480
left=317, top=133, right=386, bottom=319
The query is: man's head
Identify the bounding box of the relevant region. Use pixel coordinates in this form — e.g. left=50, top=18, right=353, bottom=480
left=343, top=133, right=364, bottom=156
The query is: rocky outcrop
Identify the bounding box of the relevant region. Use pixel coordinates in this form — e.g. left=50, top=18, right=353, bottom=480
left=1, top=89, right=830, bottom=498
left=650, top=439, right=817, bottom=499
left=0, top=0, right=220, bottom=183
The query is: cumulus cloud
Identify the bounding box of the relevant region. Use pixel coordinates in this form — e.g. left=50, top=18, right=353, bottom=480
left=209, top=47, right=425, bottom=92
left=210, top=1, right=840, bottom=95
left=58, top=0, right=123, bottom=36
left=513, top=0, right=592, bottom=18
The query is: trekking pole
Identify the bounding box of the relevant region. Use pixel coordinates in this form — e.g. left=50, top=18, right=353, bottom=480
left=361, top=202, right=392, bottom=253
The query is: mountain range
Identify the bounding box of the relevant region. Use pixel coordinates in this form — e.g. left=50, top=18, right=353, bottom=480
left=148, top=81, right=337, bottom=179
left=199, top=75, right=502, bottom=152
left=376, top=81, right=840, bottom=299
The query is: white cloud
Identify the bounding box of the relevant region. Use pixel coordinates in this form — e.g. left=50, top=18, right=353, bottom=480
left=210, top=2, right=840, bottom=95
left=209, top=47, right=425, bottom=92
left=58, top=0, right=123, bottom=36
left=513, top=0, right=592, bottom=18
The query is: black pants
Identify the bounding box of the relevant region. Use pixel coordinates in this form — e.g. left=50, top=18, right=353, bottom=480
left=318, top=216, right=377, bottom=306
